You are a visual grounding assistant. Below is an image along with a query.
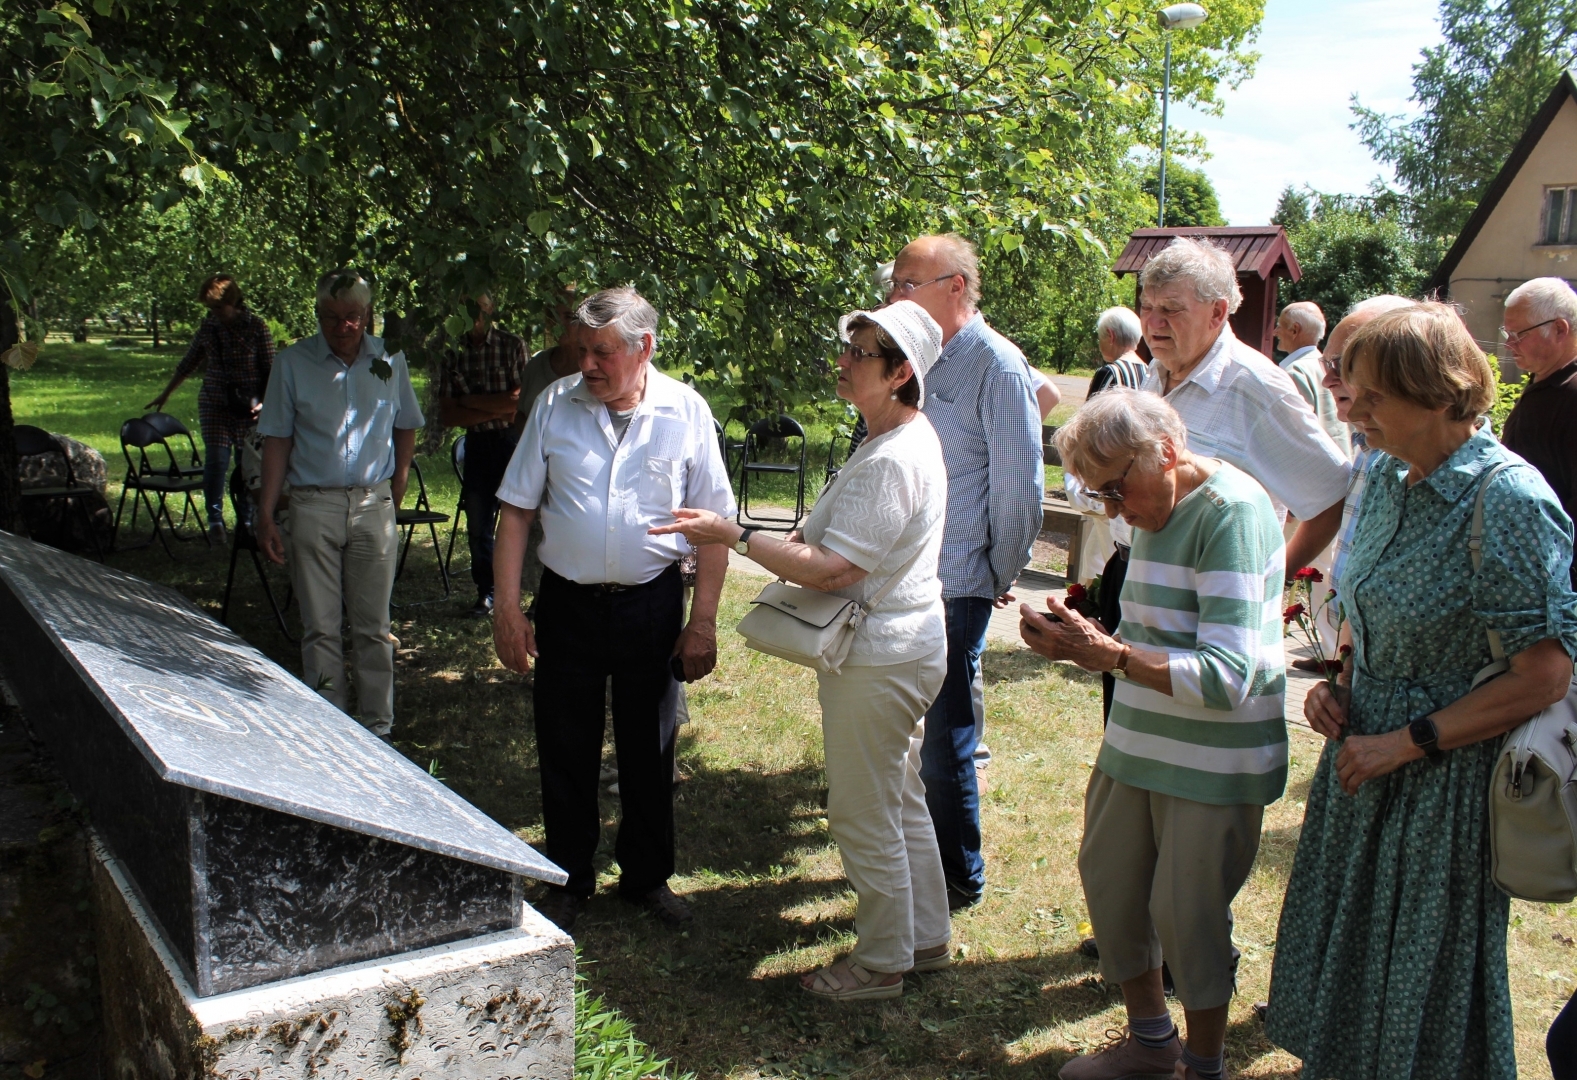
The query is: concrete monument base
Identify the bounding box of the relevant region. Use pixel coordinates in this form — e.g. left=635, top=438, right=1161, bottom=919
left=92, top=837, right=575, bottom=1080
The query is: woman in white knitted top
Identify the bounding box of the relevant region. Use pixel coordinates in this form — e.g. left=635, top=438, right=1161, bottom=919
left=652, top=300, right=949, bottom=1000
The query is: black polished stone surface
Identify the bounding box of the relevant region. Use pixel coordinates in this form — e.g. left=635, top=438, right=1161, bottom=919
left=0, top=532, right=563, bottom=995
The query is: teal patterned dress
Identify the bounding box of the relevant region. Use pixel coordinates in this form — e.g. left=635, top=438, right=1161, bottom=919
left=1266, top=429, right=1577, bottom=1078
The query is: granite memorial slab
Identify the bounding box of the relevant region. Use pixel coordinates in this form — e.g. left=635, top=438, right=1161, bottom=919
left=0, top=531, right=565, bottom=997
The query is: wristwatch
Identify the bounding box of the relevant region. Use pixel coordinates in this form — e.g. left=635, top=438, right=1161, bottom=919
left=1108, top=644, right=1132, bottom=681
left=734, top=527, right=758, bottom=556
left=1408, top=715, right=1443, bottom=761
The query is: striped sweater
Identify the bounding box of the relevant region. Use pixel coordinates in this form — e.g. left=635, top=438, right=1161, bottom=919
left=1099, top=462, right=1289, bottom=806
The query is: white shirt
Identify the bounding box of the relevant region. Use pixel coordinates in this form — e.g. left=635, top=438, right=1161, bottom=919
left=1142, top=327, right=1350, bottom=521
left=799, top=416, right=947, bottom=664
left=1278, top=344, right=1319, bottom=370
left=496, top=365, right=736, bottom=585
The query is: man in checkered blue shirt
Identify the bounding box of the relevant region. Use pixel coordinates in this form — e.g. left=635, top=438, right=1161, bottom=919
left=887, top=234, right=1044, bottom=909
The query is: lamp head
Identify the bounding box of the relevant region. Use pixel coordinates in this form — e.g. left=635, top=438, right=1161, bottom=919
left=1158, top=3, right=1209, bottom=30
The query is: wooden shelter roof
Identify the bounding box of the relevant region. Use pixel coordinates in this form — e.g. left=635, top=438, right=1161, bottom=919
left=1112, top=226, right=1301, bottom=282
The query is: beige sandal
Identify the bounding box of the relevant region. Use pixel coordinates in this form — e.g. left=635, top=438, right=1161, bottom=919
left=801, top=958, right=903, bottom=1001
left=911, top=945, right=951, bottom=973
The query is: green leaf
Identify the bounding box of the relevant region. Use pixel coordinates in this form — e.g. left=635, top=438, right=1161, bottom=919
left=443, top=313, right=470, bottom=338
left=28, top=81, right=65, bottom=98
left=526, top=210, right=554, bottom=236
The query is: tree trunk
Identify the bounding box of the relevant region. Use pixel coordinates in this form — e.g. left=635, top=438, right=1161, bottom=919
left=0, top=298, right=21, bottom=535
left=151, top=299, right=161, bottom=348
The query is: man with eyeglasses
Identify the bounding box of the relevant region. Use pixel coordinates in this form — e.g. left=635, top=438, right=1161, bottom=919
left=885, top=233, right=1043, bottom=911
left=1500, top=277, right=1577, bottom=585
left=256, top=269, right=424, bottom=739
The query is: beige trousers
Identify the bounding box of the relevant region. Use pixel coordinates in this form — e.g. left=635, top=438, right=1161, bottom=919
left=816, top=645, right=949, bottom=973
left=1078, top=767, right=1262, bottom=1010
left=285, top=483, right=399, bottom=733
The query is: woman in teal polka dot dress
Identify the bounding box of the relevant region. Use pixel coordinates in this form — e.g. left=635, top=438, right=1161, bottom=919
left=1266, top=304, right=1577, bottom=1078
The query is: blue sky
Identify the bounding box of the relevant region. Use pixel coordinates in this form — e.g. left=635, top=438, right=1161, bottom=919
left=1169, top=0, right=1445, bottom=224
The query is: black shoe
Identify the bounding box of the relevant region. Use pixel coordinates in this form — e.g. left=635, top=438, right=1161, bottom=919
left=535, top=890, right=585, bottom=932
left=465, top=593, right=494, bottom=618
left=1078, top=936, right=1100, bottom=959
left=623, top=884, right=693, bottom=928
left=946, top=884, right=981, bottom=911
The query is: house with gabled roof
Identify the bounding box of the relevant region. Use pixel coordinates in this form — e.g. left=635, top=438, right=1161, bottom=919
left=1428, top=71, right=1577, bottom=356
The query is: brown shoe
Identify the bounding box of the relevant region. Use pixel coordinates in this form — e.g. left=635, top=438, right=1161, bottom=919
left=534, top=890, right=585, bottom=933
left=1059, top=1028, right=1181, bottom=1080
left=624, top=884, right=693, bottom=928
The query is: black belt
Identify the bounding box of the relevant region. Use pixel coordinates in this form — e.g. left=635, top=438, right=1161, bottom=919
left=545, top=563, right=678, bottom=596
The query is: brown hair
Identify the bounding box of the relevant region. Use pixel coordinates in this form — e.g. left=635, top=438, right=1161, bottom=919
left=1343, top=301, right=1494, bottom=423
left=198, top=274, right=241, bottom=308
left=845, top=315, right=920, bottom=407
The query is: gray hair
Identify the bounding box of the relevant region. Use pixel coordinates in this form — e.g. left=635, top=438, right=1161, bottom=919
left=1505, top=277, right=1577, bottom=326
left=929, top=233, right=982, bottom=307
left=316, top=269, right=373, bottom=308
left=1139, top=237, right=1242, bottom=314
left=1281, top=301, right=1326, bottom=343
left=1346, top=294, right=1416, bottom=319
left=1054, top=387, right=1189, bottom=484
left=1096, top=306, right=1142, bottom=351
left=572, top=286, right=659, bottom=350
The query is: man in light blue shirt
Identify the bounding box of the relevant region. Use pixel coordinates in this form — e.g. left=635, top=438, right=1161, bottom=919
left=257, top=270, right=424, bottom=736
left=887, top=234, right=1043, bottom=909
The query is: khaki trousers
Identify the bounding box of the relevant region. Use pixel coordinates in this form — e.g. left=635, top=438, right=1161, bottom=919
left=285, top=483, right=398, bottom=733
left=817, top=646, right=949, bottom=973
left=1078, top=767, right=1262, bottom=1010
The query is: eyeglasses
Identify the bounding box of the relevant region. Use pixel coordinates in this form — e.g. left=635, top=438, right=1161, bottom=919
left=885, top=273, right=958, bottom=297
left=841, top=342, right=885, bottom=361
left=1499, top=318, right=1559, bottom=346
left=1320, top=350, right=1342, bottom=377
left=319, top=311, right=369, bottom=328
left=1075, top=456, right=1137, bottom=504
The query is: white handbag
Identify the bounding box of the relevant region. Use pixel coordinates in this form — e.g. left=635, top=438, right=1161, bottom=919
left=1466, top=462, right=1577, bottom=903
left=735, top=545, right=923, bottom=675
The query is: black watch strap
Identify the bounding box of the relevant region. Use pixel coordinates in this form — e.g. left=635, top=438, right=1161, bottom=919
left=1409, top=715, right=1443, bottom=760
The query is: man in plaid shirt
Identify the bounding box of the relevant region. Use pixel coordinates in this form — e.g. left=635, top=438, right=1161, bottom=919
left=438, top=295, right=527, bottom=616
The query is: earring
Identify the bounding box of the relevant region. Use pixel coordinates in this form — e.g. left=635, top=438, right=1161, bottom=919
left=890, top=390, right=899, bottom=400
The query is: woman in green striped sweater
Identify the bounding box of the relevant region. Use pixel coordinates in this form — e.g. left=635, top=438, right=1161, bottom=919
left=1021, top=388, right=1286, bottom=1080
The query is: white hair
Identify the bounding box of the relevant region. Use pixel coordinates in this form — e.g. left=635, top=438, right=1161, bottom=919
left=573, top=286, right=659, bottom=350
left=1280, top=301, right=1326, bottom=343
left=1139, top=237, right=1242, bottom=314
left=1346, top=294, right=1416, bottom=319
left=1054, top=387, right=1189, bottom=484
left=1505, top=277, right=1577, bottom=326
left=1096, top=306, right=1142, bottom=351
left=316, top=269, right=373, bottom=308
left=928, top=234, right=981, bottom=307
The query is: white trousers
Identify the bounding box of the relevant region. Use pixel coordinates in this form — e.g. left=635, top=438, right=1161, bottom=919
left=816, top=646, right=950, bottom=973
left=286, top=483, right=398, bottom=732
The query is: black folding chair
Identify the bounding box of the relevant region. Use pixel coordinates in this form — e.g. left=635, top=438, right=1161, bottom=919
left=219, top=464, right=296, bottom=641
left=393, top=460, right=452, bottom=601
left=824, top=424, right=852, bottom=485
left=112, top=417, right=208, bottom=555
left=14, top=425, right=106, bottom=562
left=141, top=411, right=205, bottom=528
left=737, top=414, right=808, bottom=532
left=443, top=433, right=468, bottom=580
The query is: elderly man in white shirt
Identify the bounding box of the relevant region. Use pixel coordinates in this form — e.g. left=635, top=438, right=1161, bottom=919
left=492, top=287, right=734, bottom=933
left=1275, top=300, right=1346, bottom=451
left=256, top=269, right=424, bottom=738
left=1139, top=239, right=1350, bottom=577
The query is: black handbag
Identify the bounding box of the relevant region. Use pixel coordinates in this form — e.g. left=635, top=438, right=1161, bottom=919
left=224, top=381, right=261, bottom=414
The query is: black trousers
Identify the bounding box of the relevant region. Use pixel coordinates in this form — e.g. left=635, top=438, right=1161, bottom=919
left=533, top=563, right=683, bottom=897
left=1099, top=545, right=1130, bottom=724
left=462, top=429, right=515, bottom=594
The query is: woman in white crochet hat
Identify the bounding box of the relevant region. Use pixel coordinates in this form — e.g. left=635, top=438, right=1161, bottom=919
left=652, top=299, right=951, bottom=999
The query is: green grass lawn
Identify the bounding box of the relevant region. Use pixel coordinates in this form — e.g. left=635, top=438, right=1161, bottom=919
left=10, top=340, right=1574, bottom=1079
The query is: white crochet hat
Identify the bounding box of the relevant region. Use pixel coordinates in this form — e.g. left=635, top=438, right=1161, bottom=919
left=837, top=299, right=943, bottom=402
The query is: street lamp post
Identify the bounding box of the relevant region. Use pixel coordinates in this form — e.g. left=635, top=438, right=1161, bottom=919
left=1157, top=4, right=1209, bottom=228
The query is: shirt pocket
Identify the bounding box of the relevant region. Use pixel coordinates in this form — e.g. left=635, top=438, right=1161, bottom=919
left=640, top=456, right=684, bottom=515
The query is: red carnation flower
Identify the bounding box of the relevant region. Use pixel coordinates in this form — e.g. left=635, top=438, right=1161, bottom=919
left=1067, top=582, right=1087, bottom=602
left=1283, top=602, right=1307, bottom=623
left=1339, top=643, right=1353, bottom=657
left=1294, top=567, right=1324, bottom=583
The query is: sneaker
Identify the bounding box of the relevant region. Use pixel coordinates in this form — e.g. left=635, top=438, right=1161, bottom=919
left=207, top=520, right=227, bottom=545
left=946, top=884, right=981, bottom=911
left=465, top=593, right=494, bottom=618
left=623, top=884, right=693, bottom=928
left=1058, top=1028, right=1181, bottom=1080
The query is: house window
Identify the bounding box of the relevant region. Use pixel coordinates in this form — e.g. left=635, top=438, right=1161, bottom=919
left=1545, top=186, right=1576, bottom=245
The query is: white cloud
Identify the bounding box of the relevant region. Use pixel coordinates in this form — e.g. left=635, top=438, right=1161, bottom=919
left=1166, top=0, right=1444, bottom=224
